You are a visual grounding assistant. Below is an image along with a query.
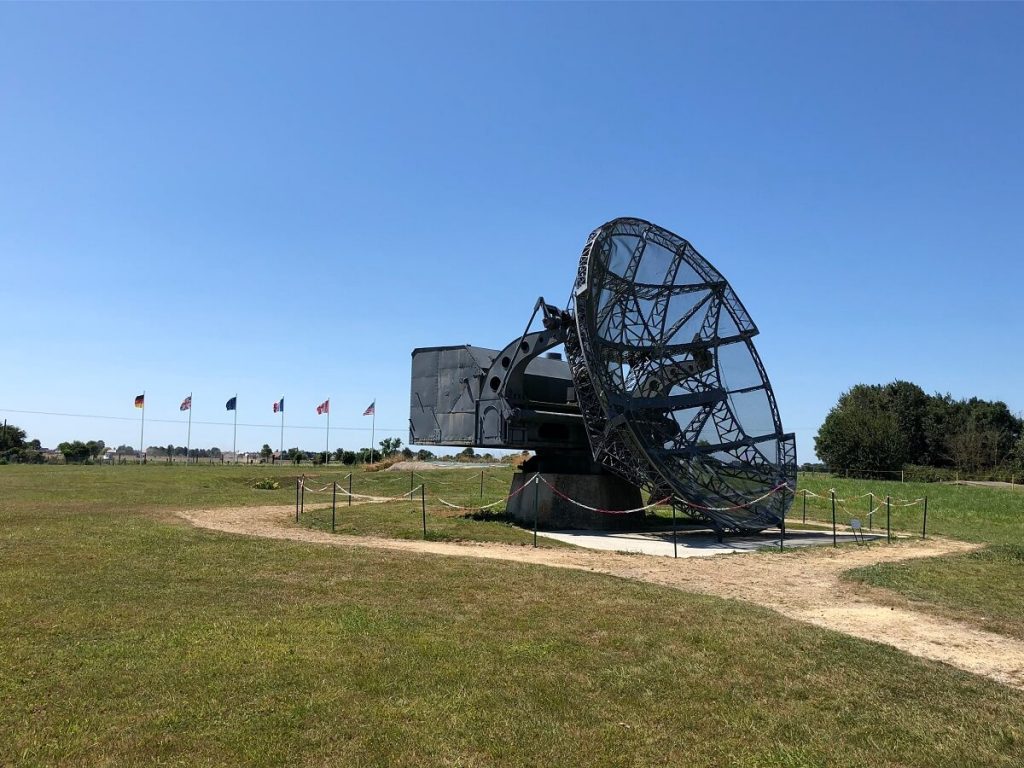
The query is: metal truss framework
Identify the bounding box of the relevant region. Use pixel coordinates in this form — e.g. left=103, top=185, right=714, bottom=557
left=565, top=218, right=797, bottom=533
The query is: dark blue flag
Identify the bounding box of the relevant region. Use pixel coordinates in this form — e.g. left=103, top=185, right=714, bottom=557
left=225, top=397, right=237, bottom=411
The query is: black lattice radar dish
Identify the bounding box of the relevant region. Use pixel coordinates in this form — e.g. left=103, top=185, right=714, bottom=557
left=565, top=218, right=797, bottom=532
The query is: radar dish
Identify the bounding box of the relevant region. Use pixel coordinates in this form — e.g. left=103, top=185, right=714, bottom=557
left=565, top=217, right=796, bottom=532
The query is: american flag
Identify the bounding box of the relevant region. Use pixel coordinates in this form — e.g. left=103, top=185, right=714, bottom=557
left=273, top=398, right=284, bottom=413
left=363, top=401, right=375, bottom=416
left=316, top=399, right=330, bottom=415
left=180, top=395, right=192, bottom=412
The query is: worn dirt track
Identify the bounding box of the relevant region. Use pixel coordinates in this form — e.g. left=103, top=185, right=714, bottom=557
left=176, top=504, right=1024, bottom=691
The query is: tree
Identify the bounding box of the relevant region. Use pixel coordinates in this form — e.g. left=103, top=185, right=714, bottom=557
left=0, top=423, right=27, bottom=452
left=1011, top=436, right=1024, bottom=475
left=115, top=445, right=137, bottom=456
left=816, top=382, right=1024, bottom=476
left=288, top=447, right=303, bottom=464
left=1, top=425, right=44, bottom=464
left=86, top=440, right=106, bottom=459
left=379, top=437, right=403, bottom=456
left=58, top=440, right=92, bottom=464
left=883, top=381, right=929, bottom=464
left=260, top=444, right=273, bottom=462
left=814, top=385, right=910, bottom=475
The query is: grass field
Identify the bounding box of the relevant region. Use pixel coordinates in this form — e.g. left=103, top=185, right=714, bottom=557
left=794, top=474, right=1024, bottom=545
left=844, top=545, right=1024, bottom=641
left=2, top=464, right=1024, bottom=766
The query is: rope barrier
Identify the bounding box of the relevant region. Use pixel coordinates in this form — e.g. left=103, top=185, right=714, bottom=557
left=675, top=482, right=792, bottom=513
left=797, top=487, right=925, bottom=506
left=436, top=474, right=538, bottom=511
left=537, top=475, right=671, bottom=514
left=298, top=477, right=421, bottom=503
left=299, top=474, right=926, bottom=528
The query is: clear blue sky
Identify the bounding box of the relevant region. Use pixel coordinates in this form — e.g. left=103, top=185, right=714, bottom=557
left=2, top=3, right=1022, bottom=459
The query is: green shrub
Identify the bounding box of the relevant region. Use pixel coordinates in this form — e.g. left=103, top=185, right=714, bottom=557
left=253, top=478, right=280, bottom=490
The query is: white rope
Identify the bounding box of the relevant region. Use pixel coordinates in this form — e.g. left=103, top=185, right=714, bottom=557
left=436, top=474, right=538, bottom=511
left=538, top=476, right=672, bottom=514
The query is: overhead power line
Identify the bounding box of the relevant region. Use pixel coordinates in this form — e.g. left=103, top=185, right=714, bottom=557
left=0, top=408, right=405, bottom=433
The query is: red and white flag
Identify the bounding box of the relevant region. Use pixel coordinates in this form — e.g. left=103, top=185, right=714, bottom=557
left=362, top=401, right=375, bottom=416
left=316, top=399, right=330, bottom=415
left=180, top=395, right=192, bottom=411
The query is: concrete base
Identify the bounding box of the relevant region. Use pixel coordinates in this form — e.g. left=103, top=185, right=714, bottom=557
left=506, top=472, right=644, bottom=530
left=535, top=528, right=886, bottom=558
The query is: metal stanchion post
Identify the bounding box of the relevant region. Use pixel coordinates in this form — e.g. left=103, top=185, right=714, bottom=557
left=421, top=484, right=427, bottom=539
left=332, top=481, right=337, bottom=533
left=410, top=471, right=414, bottom=493
left=886, top=496, right=891, bottom=543
left=300, top=474, right=305, bottom=518
left=295, top=477, right=300, bottom=522
left=802, top=489, right=807, bottom=524
left=868, top=493, right=874, bottom=531
left=831, top=490, right=837, bottom=548
left=480, top=470, right=484, bottom=499
left=348, top=473, right=352, bottom=507
left=533, top=475, right=539, bottom=548
left=922, top=496, right=928, bottom=539
left=672, top=504, right=678, bottom=559
left=780, top=514, right=785, bottom=552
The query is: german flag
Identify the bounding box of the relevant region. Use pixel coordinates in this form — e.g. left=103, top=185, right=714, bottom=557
left=134, top=394, right=145, bottom=408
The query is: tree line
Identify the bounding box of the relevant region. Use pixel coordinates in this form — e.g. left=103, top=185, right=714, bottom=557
left=0, top=424, right=503, bottom=466
left=814, top=381, right=1024, bottom=478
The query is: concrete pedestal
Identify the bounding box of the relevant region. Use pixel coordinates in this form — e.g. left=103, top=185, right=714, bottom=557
left=505, top=472, right=644, bottom=530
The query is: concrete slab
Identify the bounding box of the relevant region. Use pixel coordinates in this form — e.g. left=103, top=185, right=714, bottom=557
left=536, top=527, right=885, bottom=558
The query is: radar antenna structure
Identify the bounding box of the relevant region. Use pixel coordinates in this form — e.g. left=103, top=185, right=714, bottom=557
left=565, top=218, right=795, bottom=532
left=409, top=217, right=796, bottom=533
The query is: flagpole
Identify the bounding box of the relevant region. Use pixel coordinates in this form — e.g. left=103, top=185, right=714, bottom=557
left=186, top=392, right=192, bottom=465
left=371, top=397, right=376, bottom=464
left=325, top=402, right=330, bottom=465
left=232, top=394, right=237, bottom=463
left=279, top=400, right=284, bottom=460
left=139, top=390, right=145, bottom=462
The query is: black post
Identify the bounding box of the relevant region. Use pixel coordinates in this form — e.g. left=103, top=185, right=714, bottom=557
left=332, top=481, right=337, bottom=533
left=780, top=514, right=785, bottom=552
left=295, top=476, right=300, bottom=522
left=886, top=496, right=891, bottom=543
left=672, top=504, right=678, bottom=559
left=410, top=471, right=414, bottom=493
left=480, top=470, right=484, bottom=499
left=421, top=484, right=427, bottom=539
left=922, top=496, right=928, bottom=539
left=300, top=474, right=305, bottom=518
left=348, top=473, right=352, bottom=507
left=868, top=493, right=874, bottom=531
left=802, top=489, right=807, bottom=524
left=533, top=476, right=539, bottom=548
left=831, top=490, right=837, bottom=548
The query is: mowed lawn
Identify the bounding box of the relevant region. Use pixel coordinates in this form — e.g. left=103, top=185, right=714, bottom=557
left=795, top=474, right=1024, bottom=546
left=1, top=465, right=1023, bottom=767
left=797, top=474, right=1024, bottom=641
left=845, top=546, right=1024, bottom=641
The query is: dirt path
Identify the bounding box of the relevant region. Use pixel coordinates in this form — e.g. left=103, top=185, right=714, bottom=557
left=176, top=504, right=1024, bottom=691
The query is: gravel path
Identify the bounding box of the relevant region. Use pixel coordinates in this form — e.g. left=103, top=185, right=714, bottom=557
left=176, top=504, right=1024, bottom=690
